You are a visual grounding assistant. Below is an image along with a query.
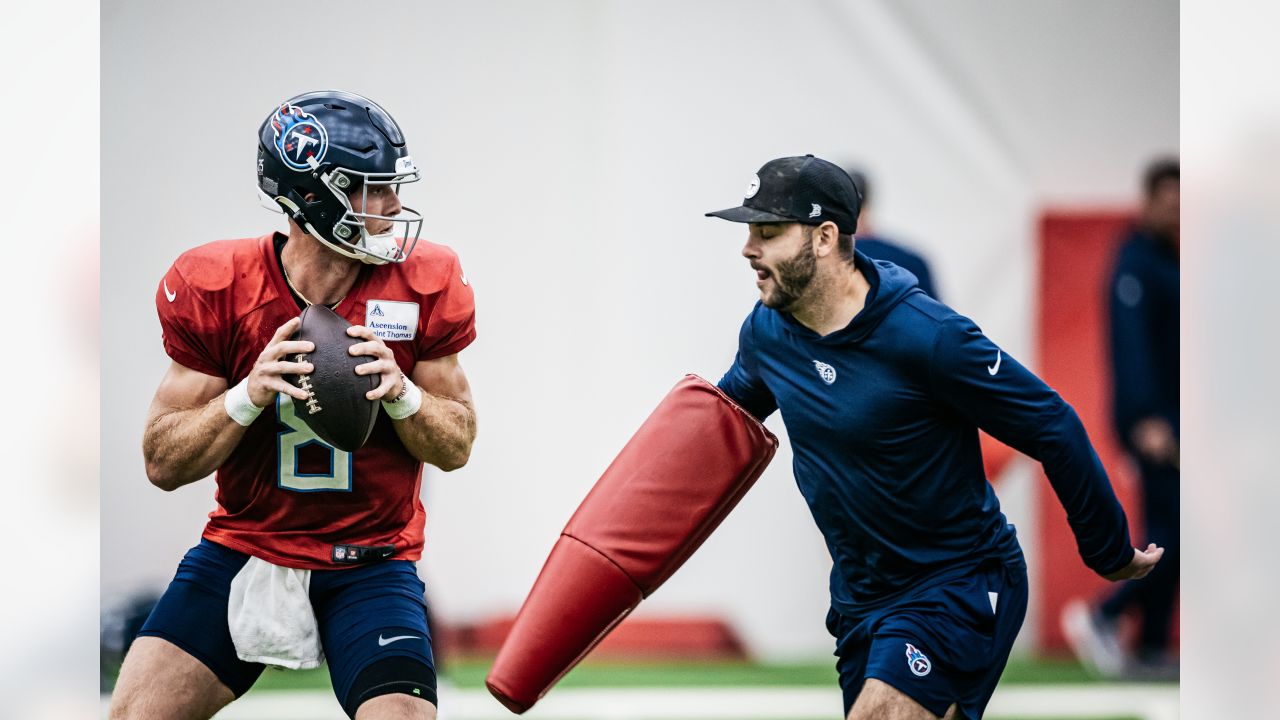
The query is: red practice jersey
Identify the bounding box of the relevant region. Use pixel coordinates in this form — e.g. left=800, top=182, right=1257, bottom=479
left=155, top=232, right=476, bottom=569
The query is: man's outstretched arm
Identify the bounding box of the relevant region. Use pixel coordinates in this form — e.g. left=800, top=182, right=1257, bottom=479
left=928, top=314, right=1161, bottom=581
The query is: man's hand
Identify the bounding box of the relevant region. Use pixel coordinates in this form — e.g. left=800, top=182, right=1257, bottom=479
left=246, top=316, right=315, bottom=407
left=1131, top=417, right=1178, bottom=467
left=1103, top=542, right=1165, bottom=581
left=347, top=325, right=404, bottom=401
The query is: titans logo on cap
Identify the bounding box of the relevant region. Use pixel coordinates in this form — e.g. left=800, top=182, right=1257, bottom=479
left=271, top=102, right=329, bottom=171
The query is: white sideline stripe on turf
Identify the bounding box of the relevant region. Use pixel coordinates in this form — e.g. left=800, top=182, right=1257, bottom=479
left=102, top=685, right=1179, bottom=720
left=989, top=685, right=1178, bottom=720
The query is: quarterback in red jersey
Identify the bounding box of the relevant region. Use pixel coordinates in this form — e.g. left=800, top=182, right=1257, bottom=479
left=109, top=91, right=473, bottom=720
left=153, top=232, right=473, bottom=568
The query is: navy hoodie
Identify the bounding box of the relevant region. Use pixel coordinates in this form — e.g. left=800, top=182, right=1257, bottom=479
left=1109, top=227, right=1179, bottom=451
left=719, top=252, right=1134, bottom=617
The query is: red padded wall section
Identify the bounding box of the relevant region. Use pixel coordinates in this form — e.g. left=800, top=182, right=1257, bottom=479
left=1036, top=211, right=1143, bottom=652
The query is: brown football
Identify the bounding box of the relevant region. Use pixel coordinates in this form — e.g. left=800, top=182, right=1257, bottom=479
left=285, top=304, right=380, bottom=452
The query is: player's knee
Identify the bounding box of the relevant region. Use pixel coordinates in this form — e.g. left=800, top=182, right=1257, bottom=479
left=354, top=692, right=436, bottom=719
left=106, top=689, right=134, bottom=720
left=107, top=681, right=186, bottom=720
left=346, top=655, right=437, bottom=719
left=110, top=637, right=233, bottom=720
left=108, top=647, right=149, bottom=719
left=849, top=678, right=945, bottom=720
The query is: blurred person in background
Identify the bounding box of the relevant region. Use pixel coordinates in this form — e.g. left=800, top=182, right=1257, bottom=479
left=1063, top=158, right=1180, bottom=679
left=845, top=167, right=940, bottom=299
left=108, top=91, right=477, bottom=720
left=707, top=155, right=1163, bottom=720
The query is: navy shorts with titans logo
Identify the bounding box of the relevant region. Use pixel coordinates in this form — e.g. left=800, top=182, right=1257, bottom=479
left=826, top=559, right=1028, bottom=719
left=137, top=538, right=436, bottom=717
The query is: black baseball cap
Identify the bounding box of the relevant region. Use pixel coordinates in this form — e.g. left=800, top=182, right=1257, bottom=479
left=706, top=155, right=861, bottom=234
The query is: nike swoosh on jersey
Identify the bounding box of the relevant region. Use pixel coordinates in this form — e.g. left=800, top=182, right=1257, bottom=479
left=377, top=634, right=421, bottom=647
left=164, top=279, right=177, bottom=303
left=987, top=350, right=1002, bottom=376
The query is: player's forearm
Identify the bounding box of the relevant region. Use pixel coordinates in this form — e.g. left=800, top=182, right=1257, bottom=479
left=1035, top=402, right=1135, bottom=575
left=142, top=395, right=248, bottom=491
left=392, top=394, right=476, bottom=471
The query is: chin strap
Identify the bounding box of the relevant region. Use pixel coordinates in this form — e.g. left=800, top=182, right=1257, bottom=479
left=272, top=192, right=385, bottom=264
left=357, top=233, right=398, bottom=264
left=306, top=221, right=377, bottom=263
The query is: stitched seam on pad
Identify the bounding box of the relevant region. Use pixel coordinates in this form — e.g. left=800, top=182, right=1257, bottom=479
left=559, top=532, right=646, bottom=593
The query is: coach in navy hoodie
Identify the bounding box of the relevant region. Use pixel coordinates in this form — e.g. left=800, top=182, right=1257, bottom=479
left=707, top=156, right=1163, bottom=720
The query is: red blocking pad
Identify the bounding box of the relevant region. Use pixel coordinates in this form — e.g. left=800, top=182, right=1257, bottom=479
left=486, top=375, right=778, bottom=713
left=484, top=537, right=642, bottom=713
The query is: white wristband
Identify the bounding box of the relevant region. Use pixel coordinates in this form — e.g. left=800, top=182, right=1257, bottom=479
left=224, top=377, right=266, bottom=427
left=382, top=375, right=423, bottom=420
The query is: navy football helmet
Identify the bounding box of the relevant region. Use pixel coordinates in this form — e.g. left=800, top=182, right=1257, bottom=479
left=257, top=90, right=422, bottom=264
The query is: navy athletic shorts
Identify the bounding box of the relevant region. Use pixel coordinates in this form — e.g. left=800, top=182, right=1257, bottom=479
left=137, top=538, right=436, bottom=717
left=827, top=559, right=1028, bottom=719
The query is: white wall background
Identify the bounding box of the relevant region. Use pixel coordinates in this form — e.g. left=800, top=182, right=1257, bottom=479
left=102, top=0, right=1176, bottom=659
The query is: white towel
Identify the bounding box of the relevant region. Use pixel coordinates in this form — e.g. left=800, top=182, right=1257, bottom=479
left=227, top=556, right=325, bottom=669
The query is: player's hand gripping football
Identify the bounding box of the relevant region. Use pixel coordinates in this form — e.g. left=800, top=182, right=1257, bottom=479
left=346, top=326, right=404, bottom=401
left=246, top=316, right=315, bottom=407
left=1103, top=542, right=1164, bottom=581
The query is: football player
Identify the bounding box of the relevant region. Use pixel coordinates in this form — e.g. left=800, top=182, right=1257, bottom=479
left=109, top=91, right=475, bottom=720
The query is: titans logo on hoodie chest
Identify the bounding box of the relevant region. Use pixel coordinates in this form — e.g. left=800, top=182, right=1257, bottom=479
left=766, top=349, right=932, bottom=448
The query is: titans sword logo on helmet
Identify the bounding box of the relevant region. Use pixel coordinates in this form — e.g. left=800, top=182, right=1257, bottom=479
left=271, top=102, right=329, bottom=171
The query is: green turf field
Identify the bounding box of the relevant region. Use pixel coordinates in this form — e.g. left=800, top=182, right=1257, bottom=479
left=107, top=657, right=1170, bottom=720
left=246, top=655, right=1124, bottom=692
